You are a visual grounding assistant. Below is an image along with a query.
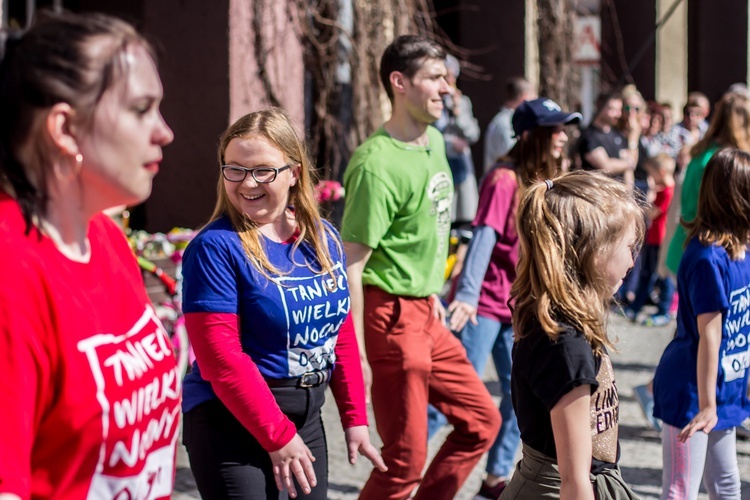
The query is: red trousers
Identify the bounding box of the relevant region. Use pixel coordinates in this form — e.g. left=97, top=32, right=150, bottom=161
left=359, top=286, right=501, bottom=500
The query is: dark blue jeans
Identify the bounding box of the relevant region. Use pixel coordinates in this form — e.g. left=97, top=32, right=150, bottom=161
left=630, top=243, right=675, bottom=316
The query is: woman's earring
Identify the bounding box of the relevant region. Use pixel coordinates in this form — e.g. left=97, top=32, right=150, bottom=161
left=73, top=153, right=83, bottom=175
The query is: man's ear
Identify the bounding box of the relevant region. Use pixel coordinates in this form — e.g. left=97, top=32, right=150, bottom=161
left=389, top=71, right=407, bottom=96
left=45, top=102, right=80, bottom=158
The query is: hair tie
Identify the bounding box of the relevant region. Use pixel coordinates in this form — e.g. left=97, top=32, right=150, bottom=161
left=544, top=179, right=554, bottom=191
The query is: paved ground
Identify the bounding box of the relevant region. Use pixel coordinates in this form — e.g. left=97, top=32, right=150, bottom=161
left=173, top=311, right=750, bottom=499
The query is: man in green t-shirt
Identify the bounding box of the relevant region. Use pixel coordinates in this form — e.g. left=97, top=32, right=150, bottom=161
left=341, top=35, right=500, bottom=500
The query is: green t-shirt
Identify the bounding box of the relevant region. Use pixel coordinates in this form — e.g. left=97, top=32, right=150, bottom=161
left=665, top=143, right=720, bottom=274
left=341, top=126, right=453, bottom=297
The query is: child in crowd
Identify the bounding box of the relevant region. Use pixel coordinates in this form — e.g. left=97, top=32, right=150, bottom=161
left=501, top=171, right=643, bottom=499
left=428, top=97, right=580, bottom=499
left=653, top=148, right=750, bottom=500
left=623, top=153, right=677, bottom=326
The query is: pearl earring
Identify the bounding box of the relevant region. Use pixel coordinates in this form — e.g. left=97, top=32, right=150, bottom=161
left=75, top=153, right=83, bottom=163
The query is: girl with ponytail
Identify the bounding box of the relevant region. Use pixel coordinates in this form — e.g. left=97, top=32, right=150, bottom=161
left=501, top=170, right=644, bottom=499
left=429, top=97, right=580, bottom=499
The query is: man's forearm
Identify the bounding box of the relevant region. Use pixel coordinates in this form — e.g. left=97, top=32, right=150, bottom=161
left=600, top=157, right=634, bottom=175
left=347, top=267, right=367, bottom=360
left=343, top=241, right=373, bottom=360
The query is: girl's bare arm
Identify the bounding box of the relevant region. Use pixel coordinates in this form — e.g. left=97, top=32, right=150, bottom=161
left=551, top=384, right=595, bottom=500
left=679, top=311, right=721, bottom=441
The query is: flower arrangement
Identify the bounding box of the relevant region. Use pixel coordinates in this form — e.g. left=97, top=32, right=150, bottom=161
left=314, top=180, right=345, bottom=203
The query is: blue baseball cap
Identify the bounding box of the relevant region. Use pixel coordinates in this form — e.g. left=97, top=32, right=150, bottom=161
left=512, top=98, right=582, bottom=137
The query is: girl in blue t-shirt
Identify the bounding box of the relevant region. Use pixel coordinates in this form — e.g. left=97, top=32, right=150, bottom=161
left=502, top=170, right=644, bottom=499
left=653, top=148, right=750, bottom=500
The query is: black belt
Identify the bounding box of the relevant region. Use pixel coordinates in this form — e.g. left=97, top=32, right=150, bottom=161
left=265, top=369, right=330, bottom=389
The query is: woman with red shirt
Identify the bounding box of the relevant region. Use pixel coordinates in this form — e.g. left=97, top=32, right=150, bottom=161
left=0, top=11, right=179, bottom=500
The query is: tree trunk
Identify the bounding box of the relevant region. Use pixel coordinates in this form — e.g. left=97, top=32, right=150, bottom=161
left=296, top=0, right=438, bottom=184
left=537, top=0, right=577, bottom=110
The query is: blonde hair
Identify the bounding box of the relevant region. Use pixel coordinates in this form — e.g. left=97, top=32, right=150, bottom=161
left=645, top=152, right=676, bottom=176
left=511, top=171, right=645, bottom=353
left=212, top=107, right=338, bottom=280
left=684, top=148, right=750, bottom=260
left=617, top=84, right=646, bottom=131
left=621, top=84, right=645, bottom=108
left=692, top=91, right=750, bottom=156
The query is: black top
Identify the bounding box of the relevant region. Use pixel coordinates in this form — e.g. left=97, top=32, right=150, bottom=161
left=634, top=136, right=649, bottom=183
left=576, top=125, right=627, bottom=180
left=511, top=319, right=620, bottom=474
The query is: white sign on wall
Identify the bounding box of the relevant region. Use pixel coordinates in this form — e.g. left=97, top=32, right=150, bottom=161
left=574, top=16, right=601, bottom=65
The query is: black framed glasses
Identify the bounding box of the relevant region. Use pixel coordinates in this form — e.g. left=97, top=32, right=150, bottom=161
left=220, top=164, right=293, bottom=183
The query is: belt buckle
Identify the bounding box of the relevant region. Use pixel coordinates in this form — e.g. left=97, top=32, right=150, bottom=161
left=299, top=372, right=319, bottom=388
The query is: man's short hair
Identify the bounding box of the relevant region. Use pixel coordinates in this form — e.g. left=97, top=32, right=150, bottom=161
left=379, top=35, right=446, bottom=100
left=504, top=77, right=532, bottom=102
left=595, top=91, right=622, bottom=112
left=687, top=91, right=710, bottom=116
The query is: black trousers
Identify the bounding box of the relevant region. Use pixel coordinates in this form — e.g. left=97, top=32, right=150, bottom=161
left=183, top=384, right=328, bottom=499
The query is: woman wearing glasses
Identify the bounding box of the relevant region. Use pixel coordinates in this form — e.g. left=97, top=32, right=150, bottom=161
left=181, top=107, right=385, bottom=499
left=616, top=84, right=650, bottom=197
left=613, top=85, right=650, bottom=306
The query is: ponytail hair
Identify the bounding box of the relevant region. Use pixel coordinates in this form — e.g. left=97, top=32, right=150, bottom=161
left=0, top=10, right=153, bottom=233
left=511, top=171, right=644, bottom=353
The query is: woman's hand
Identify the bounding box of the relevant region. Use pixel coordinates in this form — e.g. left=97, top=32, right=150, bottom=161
left=678, top=406, right=718, bottom=442
left=269, top=433, right=317, bottom=498
left=447, top=300, right=478, bottom=332
left=344, top=425, right=388, bottom=472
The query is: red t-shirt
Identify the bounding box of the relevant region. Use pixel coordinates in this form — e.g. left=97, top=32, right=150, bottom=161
left=0, top=194, right=181, bottom=499
left=646, top=184, right=675, bottom=246
left=472, top=165, right=519, bottom=323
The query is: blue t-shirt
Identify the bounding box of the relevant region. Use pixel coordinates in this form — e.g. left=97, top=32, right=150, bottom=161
left=181, top=216, right=350, bottom=412
left=654, top=238, right=750, bottom=430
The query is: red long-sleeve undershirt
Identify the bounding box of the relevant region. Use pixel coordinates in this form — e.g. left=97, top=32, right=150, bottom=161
left=184, top=311, right=368, bottom=452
